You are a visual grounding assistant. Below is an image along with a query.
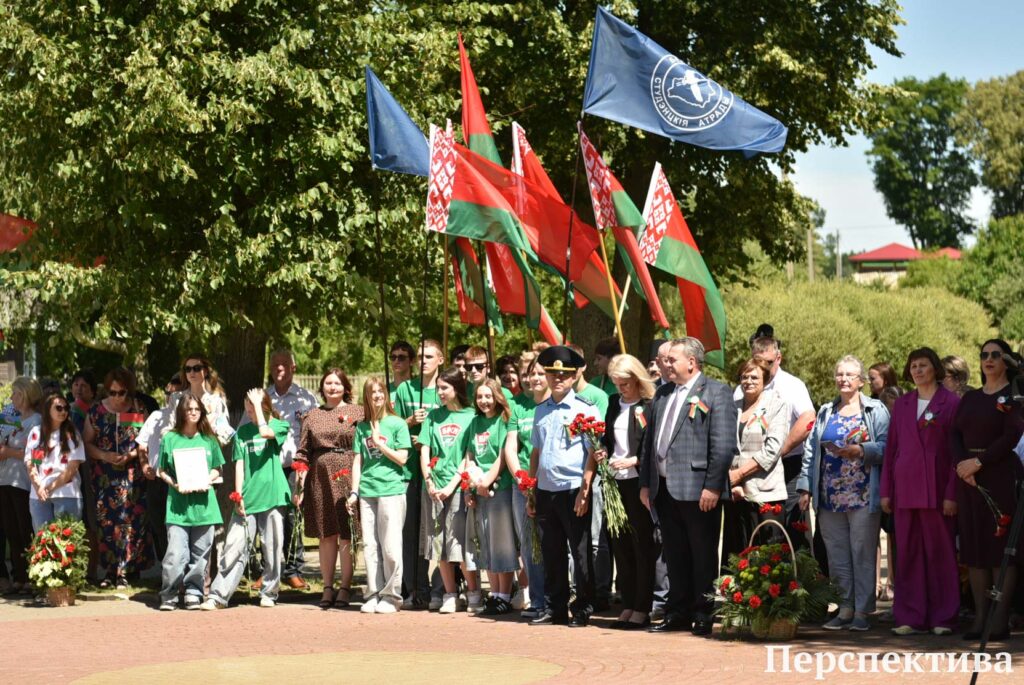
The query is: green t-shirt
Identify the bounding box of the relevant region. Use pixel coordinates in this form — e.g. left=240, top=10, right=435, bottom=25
left=355, top=414, right=412, bottom=498
left=511, top=394, right=538, bottom=471
left=394, top=378, right=441, bottom=444
left=577, top=383, right=609, bottom=417
left=591, top=374, right=616, bottom=395
left=420, top=406, right=476, bottom=489
left=231, top=419, right=291, bottom=514
left=159, top=432, right=225, bottom=526
left=467, top=413, right=515, bottom=491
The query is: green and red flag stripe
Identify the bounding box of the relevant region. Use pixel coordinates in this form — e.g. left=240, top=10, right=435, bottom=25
left=118, top=412, right=146, bottom=429
left=579, top=124, right=670, bottom=330
left=639, top=162, right=727, bottom=368
left=449, top=237, right=489, bottom=328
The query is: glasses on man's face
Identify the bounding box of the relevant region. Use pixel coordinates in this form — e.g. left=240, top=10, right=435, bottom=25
left=53, top=404, right=69, bottom=413
left=390, top=354, right=409, bottom=362
left=980, top=351, right=1003, bottom=361
left=184, top=364, right=206, bottom=374
left=108, top=390, right=128, bottom=397
left=465, top=363, right=487, bottom=372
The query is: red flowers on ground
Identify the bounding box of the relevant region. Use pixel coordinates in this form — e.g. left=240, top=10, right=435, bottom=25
left=732, top=591, right=743, bottom=603
left=65, top=544, right=75, bottom=553
left=738, top=559, right=749, bottom=570
left=769, top=584, right=781, bottom=598
left=48, top=524, right=57, bottom=533
left=759, top=565, right=771, bottom=576
left=789, top=580, right=800, bottom=592
left=62, top=528, right=72, bottom=537
left=748, top=595, right=762, bottom=609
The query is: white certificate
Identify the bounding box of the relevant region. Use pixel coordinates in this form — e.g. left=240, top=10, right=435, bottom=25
left=173, top=447, right=210, bottom=493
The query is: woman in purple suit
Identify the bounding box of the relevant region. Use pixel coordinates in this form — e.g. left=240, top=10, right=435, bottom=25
left=880, top=348, right=960, bottom=635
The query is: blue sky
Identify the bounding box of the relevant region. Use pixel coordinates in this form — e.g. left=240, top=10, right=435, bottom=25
left=792, top=0, right=1024, bottom=253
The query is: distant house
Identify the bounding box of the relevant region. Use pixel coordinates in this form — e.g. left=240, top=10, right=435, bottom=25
left=849, top=242, right=961, bottom=286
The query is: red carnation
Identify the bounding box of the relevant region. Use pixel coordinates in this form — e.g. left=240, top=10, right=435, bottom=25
left=721, top=576, right=731, bottom=589
left=995, top=526, right=1007, bottom=538
left=460, top=471, right=470, bottom=481
left=772, top=504, right=783, bottom=515
left=37, top=530, right=44, bottom=538
left=62, top=527, right=72, bottom=537
left=770, top=554, right=782, bottom=563
left=749, top=595, right=762, bottom=609
left=739, top=545, right=756, bottom=558
left=428, top=457, right=439, bottom=469
left=791, top=521, right=810, bottom=533
left=759, top=503, right=770, bottom=515
left=760, top=565, right=771, bottom=576
left=292, top=462, right=309, bottom=473
left=732, top=591, right=743, bottom=603
left=789, top=580, right=800, bottom=592
left=229, top=491, right=243, bottom=504
left=61, top=558, right=71, bottom=567
left=738, top=559, right=749, bottom=570
left=48, top=524, right=57, bottom=532
left=769, top=583, right=781, bottom=598
left=998, top=515, right=1011, bottom=526
left=780, top=543, right=791, bottom=554
left=65, top=543, right=75, bottom=553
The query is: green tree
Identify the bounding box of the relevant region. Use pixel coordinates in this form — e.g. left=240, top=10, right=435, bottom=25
left=957, top=71, right=1024, bottom=219
left=900, top=254, right=963, bottom=290
left=0, top=1, right=903, bottom=394
left=957, top=215, right=1024, bottom=340
left=866, top=75, right=977, bottom=249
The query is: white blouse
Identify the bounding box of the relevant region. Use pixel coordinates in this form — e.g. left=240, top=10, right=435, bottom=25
left=23, top=426, right=86, bottom=500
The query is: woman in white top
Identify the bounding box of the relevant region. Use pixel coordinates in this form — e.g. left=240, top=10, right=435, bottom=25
left=24, top=394, right=86, bottom=530
left=177, top=354, right=233, bottom=446
left=588, top=354, right=656, bottom=630
left=723, top=359, right=790, bottom=561
left=0, top=377, right=43, bottom=594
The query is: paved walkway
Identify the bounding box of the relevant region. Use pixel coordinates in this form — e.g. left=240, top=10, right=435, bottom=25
left=1, top=591, right=1020, bottom=684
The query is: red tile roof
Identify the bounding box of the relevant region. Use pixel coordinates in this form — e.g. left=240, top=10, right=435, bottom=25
left=849, top=242, right=921, bottom=262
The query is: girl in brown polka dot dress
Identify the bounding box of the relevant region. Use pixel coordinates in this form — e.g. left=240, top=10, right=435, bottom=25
left=293, top=368, right=364, bottom=608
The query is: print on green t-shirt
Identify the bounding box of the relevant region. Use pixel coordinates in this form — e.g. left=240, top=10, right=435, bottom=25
left=355, top=414, right=412, bottom=498
left=467, top=413, right=515, bottom=491
left=420, top=407, right=475, bottom=488
left=232, top=418, right=291, bottom=514
left=159, top=431, right=225, bottom=526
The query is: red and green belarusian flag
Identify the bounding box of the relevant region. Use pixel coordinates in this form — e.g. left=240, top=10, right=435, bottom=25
left=449, top=237, right=486, bottom=327
left=118, top=412, right=146, bottom=430
left=578, top=124, right=670, bottom=330
left=510, top=122, right=621, bottom=320
left=639, top=163, right=727, bottom=368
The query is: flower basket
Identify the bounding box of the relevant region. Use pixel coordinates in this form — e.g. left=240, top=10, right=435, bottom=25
left=25, top=514, right=90, bottom=600
left=711, top=519, right=839, bottom=640
left=46, top=586, right=76, bottom=607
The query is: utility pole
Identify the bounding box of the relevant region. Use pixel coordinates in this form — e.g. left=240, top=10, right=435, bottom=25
left=807, top=228, right=814, bottom=282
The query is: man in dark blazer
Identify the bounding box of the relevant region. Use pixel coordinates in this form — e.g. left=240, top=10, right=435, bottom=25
left=639, top=337, right=737, bottom=635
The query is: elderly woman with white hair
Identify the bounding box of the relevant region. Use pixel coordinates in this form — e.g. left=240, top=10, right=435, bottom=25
left=797, top=355, right=890, bottom=632
left=588, top=354, right=656, bottom=630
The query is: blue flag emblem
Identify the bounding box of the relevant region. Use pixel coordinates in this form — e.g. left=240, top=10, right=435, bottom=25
left=584, top=7, right=787, bottom=155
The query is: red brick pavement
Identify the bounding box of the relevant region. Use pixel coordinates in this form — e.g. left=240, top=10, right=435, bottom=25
left=1, top=595, right=1022, bottom=683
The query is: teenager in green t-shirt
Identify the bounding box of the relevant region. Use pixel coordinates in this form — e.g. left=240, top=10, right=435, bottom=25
left=466, top=378, right=521, bottom=615
left=156, top=391, right=224, bottom=610
left=204, top=388, right=291, bottom=610
left=419, top=367, right=481, bottom=614
left=347, top=377, right=412, bottom=614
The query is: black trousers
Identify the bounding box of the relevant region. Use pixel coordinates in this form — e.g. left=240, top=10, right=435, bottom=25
left=401, top=479, right=430, bottom=599
left=654, top=479, right=721, bottom=620
left=610, top=477, right=656, bottom=612
left=0, top=486, right=32, bottom=584
left=536, top=487, right=593, bottom=617
left=145, top=478, right=169, bottom=562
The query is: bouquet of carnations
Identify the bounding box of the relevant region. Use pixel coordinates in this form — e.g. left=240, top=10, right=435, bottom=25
left=515, top=470, right=542, bottom=563
left=566, top=413, right=628, bottom=537
left=25, top=515, right=89, bottom=591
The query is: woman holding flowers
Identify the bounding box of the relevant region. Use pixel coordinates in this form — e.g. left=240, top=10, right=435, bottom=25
left=347, top=377, right=411, bottom=614
left=511, top=358, right=548, bottom=618
left=83, top=367, right=152, bottom=589
left=589, top=354, right=656, bottom=630
left=880, top=348, right=961, bottom=636
left=203, top=388, right=291, bottom=610
left=294, top=368, right=363, bottom=609
left=419, top=367, right=480, bottom=614
left=797, top=355, right=889, bottom=632
left=466, top=378, right=520, bottom=615
left=25, top=394, right=87, bottom=530
left=950, top=339, right=1023, bottom=640
left=723, top=359, right=789, bottom=561
left=0, top=377, right=42, bottom=594
left=156, top=392, right=224, bottom=610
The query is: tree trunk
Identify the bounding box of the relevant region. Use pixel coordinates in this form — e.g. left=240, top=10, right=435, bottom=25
left=212, top=326, right=268, bottom=423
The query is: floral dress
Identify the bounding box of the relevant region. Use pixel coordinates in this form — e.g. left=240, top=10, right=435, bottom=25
left=88, top=400, right=153, bottom=580
left=819, top=411, right=870, bottom=512
left=294, top=403, right=363, bottom=539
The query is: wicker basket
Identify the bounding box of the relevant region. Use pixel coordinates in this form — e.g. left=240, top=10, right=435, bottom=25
left=46, top=586, right=76, bottom=607
left=746, top=519, right=799, bottom=641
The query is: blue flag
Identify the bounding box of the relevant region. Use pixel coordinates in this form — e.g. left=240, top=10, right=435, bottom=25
left=583, top=7, right=788, bottom=155
left=365, top=66, right=429, bottom=176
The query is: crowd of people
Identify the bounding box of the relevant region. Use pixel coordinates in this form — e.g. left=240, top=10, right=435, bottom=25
left=0, top=330, right=1022, bottom=640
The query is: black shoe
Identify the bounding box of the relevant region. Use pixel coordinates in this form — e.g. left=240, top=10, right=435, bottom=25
left=621, top=617, right=652, bottom=631
left=610, top=619, right=630, bottom=629
left=568, top=613, right=590, bottom=628
left=650, top=615, right=692, bottom=633
left=480, top=597, right=512, bottom=616
left=691, top=618, right=714, bottom=636
left=530, top=610, right=568, bottom=626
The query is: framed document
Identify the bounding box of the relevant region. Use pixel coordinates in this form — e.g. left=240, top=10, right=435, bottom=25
left=173, top=447, right=210, bottom=493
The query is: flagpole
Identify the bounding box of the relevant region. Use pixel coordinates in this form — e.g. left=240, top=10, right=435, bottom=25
left=417, top=231, right=431, bottom=408
left=374, top=203, right=390, bottom=390
left=478, top=240, right=497, bottom=374
left=562, top=126, right=584, bottom=343
left=597, top=232, right=627, bottom=354
left=443, top=235, right=450, bottom=355
left=617, top=274, right=632, bottom=321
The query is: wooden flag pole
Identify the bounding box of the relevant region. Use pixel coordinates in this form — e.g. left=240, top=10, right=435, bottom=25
left=478, top=240, right=498, bottom=372
left=617, top=274, right=632, bottom=322
left=598, top=233, right=627, bottom=354
left=374, top=205, right=390, bottom=390
left=442, top=235, right=450, bottom=355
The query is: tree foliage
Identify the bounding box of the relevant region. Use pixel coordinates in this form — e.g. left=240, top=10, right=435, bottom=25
left=0, top=1, right=902, bottom=388
left=866, top=74, right=977, bottom=249
left=956, top=215, right=1024, bottom=341
left=957, top=70, right=1024, bottom=219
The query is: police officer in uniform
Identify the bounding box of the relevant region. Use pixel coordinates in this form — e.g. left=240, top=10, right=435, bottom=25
left=527, top=346, right=601, bottom=627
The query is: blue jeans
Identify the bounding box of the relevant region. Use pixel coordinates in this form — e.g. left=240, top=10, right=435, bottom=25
left=29, top=497, right=82, bottom=531
left=160, top=524, right=215, bottom=602
left=513, top=487, right=546, bottom=610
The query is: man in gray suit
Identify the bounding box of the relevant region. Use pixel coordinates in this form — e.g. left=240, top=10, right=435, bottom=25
left=640, top=337, right=737, bottom=635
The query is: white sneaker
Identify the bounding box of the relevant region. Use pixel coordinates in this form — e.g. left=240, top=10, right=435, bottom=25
left=259, top=597, right=275, bottom=608
left=428, top=595, right=443, bottom=611
left=439, top=593, right=458, bottom=614
left=199, top=599, right=221, bottom=611
left=361, top=597, right=379, bottom=614
left=510, top=588, right=527, bottom=611
left=467, top=590, right=484, bottom=614
left=375, top=600, right=398, bottom=614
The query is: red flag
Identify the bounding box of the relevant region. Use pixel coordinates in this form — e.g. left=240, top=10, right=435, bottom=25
left=450, top=238, right=486, bottom=326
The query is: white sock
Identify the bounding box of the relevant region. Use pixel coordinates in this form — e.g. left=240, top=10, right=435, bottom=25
left=496, top=592, right=510, bottom=601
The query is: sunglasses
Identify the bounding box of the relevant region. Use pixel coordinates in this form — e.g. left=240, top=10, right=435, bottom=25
left=108, top=390, right=128, bottom=397
left=389, top=354, right=409, bottom=362
left=53, top=404, right=69, bottom=413
left=979, top=351, right=1003, bottom=361
left=465, top=363, right=488, bottom=372
left=184, top=364, right=206, bottom=373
